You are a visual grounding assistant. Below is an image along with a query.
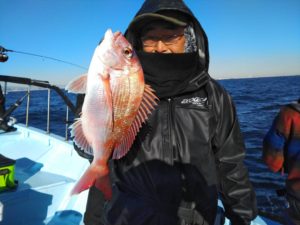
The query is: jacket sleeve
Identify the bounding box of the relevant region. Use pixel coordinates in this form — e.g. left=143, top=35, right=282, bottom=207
left=212, top=87, right=258, bottom=225
left=262, top=106, right=292, bottom=172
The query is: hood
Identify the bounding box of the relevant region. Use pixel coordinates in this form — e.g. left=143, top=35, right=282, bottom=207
left=125, top=0, right=210, bottom=72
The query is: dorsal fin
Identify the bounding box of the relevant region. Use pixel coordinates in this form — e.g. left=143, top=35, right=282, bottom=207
left=65, top=73, right=87, bottom=94
left=70, top=119, right=93, bottom=156
left=112, top=84, right=158, bottom=159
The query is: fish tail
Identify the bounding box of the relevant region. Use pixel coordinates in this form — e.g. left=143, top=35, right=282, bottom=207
left=70, top=164, right=110, bottom=196
left=95, top=174, right=112, bottom=200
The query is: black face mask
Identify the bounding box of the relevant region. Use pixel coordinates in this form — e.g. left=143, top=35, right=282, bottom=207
left=136, top=51, right=205, bottom=98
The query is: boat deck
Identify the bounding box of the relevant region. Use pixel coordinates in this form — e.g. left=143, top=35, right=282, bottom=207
left=0, top=124, right=89, bottom=225
left=0, top=125, right=281, bottom=225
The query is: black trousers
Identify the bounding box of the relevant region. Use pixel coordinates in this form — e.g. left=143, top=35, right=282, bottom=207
left=83, top=186, right=224, bottom=225
left=84, top=185, right=106, bottom=225
left=286, top=196, right=300, bottom=225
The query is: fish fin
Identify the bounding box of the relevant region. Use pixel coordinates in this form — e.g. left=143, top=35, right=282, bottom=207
left=113, top=84, right=158, bottom=159
left=101, top=72, right=113, bottom=123
left=71, top=163, right=109, bottom=195
left=70, top=119, right=93, bottom=156
left=65, top=73, right=87, bottom=93
left=95, top=174, right=112, bottom=200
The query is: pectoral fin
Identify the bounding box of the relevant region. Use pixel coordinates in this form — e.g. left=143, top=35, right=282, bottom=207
left=65, top=73, right=87, bottom=93
left=100, top=72, right=113, bottom=126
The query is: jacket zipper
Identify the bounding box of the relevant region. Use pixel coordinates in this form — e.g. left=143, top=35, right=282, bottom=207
left=167, top=98, right=177, bottom=163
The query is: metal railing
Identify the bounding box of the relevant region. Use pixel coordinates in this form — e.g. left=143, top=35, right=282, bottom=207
left=0, top=75, right=78, bottom=140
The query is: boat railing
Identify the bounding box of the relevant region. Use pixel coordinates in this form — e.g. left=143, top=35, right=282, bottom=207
left=0, top=75, right=78, bottom=140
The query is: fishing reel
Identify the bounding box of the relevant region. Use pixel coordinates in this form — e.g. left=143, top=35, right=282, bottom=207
left=0, top=46, right=9, bottom=62
left=0, top=53, right=8, bottom=62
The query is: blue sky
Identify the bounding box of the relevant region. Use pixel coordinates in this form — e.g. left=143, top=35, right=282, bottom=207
left=1, top=0, right=300, bottom=85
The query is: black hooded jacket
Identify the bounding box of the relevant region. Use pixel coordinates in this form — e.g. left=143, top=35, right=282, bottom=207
left=103, top=1, right=258, bottom=225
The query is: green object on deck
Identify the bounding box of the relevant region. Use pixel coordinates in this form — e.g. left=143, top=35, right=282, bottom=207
left=0, top=154, right=17, bottom=191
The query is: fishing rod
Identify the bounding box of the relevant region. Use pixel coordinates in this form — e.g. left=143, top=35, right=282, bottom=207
left=0, top=45, right=87, bottom=70
left=0, top=92, right=28, bottom=123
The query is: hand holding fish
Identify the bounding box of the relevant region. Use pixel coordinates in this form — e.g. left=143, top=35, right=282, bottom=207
left=66, top=29, right=157, bottom=199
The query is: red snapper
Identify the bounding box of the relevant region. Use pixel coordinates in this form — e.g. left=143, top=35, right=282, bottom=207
left=66, top=29, right=157, bottom=199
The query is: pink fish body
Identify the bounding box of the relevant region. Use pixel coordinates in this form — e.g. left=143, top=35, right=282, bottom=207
left=66, top=29, right=157, bottom=199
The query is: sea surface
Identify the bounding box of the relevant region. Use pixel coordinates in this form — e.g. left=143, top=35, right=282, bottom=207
left=3, top=75, right=300, bottom=219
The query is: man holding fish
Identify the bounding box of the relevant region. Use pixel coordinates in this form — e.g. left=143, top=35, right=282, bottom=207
left=68, top=0, right=258, bottom=224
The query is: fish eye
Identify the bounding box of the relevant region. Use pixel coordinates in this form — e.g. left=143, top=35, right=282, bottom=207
left=123, top=47, right=133, bottom=58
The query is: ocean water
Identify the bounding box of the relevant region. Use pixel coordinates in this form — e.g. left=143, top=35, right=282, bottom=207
left=219, top=75, right=300, bottom=217
left=3, top=75, right=300, bottom=218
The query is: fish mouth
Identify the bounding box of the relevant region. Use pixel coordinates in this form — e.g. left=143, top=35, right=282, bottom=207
left=104, top=29, right=122, bottom=43
left=113, top=31, right=122, bottom=41
left=113, top=31, right=121, bottom=37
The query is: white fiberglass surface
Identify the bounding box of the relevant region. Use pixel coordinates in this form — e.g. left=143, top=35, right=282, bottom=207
left=0, top=124, right=88, bottom=179
left=0, top=124, right=89, bottom=225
